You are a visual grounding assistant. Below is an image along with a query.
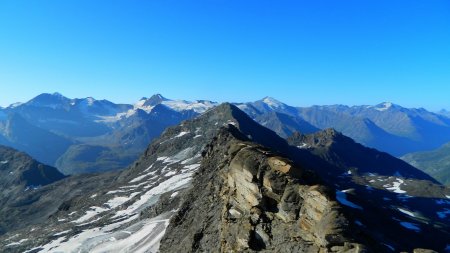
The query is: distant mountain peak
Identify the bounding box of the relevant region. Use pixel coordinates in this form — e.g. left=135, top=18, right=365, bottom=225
left=77, top=96, right=97, bottom=106
left=138, top=94, right=169, bottom=108
left=261, top=96, right=285, bottom=108
left=26, top=92, right=71, bottom=109
left=373, top=102, right=396, bottom=111
left=38, top=92, right=68, bottom=99
left=288, top=128, right=349, bottom=149
left=152, top=93, right=166, bottom=100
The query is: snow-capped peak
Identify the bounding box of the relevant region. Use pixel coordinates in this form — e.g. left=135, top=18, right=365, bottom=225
left=261, top=96, right=285, bottom=109
left=161, top=99, right=217, bottom=113
left=134, top=94, right=169, bottom=112
left=85, top=97, right=96, bottom=106
left=374, top=102, right=394, bottom=111
left=134, top=95, right=217, bottom=114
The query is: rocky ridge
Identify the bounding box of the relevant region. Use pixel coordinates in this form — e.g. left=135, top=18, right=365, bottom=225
left=160, top=126, right=371, bottom=252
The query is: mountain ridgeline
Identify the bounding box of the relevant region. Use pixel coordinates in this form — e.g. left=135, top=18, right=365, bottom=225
left=1, top=93, right=450, bottom=177
left=237, top=98, right=450, bottom=157
left=0, top=103, right=449, bottom=252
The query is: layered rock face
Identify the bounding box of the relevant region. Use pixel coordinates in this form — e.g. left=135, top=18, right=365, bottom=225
left=160, top=127, right=368, bottom=253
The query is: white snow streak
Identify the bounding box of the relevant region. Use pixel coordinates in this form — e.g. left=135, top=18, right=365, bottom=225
left=399, top=221, right=420, bottom=232
left=336, top=191, right=363, bottom=210
left=385, top=178, right=406, bottom=194
left=397, top=208, right=416, bottom=217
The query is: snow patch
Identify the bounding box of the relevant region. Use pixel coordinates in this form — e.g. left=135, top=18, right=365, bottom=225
left=73, top=206, right=109, bottom=224
left=397, top=208, right=416, bottom=217
left=437, top=208, right=450, bottom=219
left=5, top=239, right=28, bottom=247
left=157, top=147, right=195, bottom=166
left=399, top=221, right=420, bottom=232
left=262, top=97, right=285, bottom=109
left=113, top=171, right=195, bottom=220
left=162, top=99, right=217, bottom=113
left=335, top=191, right=363, bottom=210
left=183, top=164, right=201, bottom=172
left=180, top=153, right=201, bottom=165
left=436, top=199, right=450, bottom=205
left=53, top=230, right=71, bottom=237
left=106, top=193, right=139, bottom=209
left=385, top=178, right=406, bottom=194
left=174, top=131, right=189, bottom=138
left=143, top=164, right=154, bottom=173
left=90, top=218, right=170, bottom=253
left=164, top=171, right=177, bottom=177
left=383, top=243, right=395, bottom=251
left=226, top=120, right=237, bottom=126
left=107, top=190, right=128, bottom=195
left=129, top=174, right=149, bottom=183
left=375, top=102, right=393, bottom=111
left=297, top=143, right=309, bottom=149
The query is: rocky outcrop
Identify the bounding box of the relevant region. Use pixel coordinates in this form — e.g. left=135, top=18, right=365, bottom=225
left=159, top=126, right=369, bottom=252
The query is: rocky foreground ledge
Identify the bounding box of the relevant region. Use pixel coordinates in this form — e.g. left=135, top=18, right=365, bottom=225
left=159, top=126, right=371, bottom=252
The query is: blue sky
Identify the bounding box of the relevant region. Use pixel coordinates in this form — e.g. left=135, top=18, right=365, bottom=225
left=0, top=0, right=449, bottom=110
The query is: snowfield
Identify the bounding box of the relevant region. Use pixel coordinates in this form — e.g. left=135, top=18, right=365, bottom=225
left=28, top=148, right=203, bottom=253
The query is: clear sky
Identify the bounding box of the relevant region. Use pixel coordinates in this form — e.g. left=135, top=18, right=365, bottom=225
left=0, top=1, right=449, bottom=110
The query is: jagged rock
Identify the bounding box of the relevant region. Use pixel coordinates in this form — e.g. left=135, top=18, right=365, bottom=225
left=159, top=127, right=369, bottom=252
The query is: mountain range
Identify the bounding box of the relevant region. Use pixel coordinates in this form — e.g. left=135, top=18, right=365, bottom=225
left=2, top=93, right=450, bottom=178
left=237, top=98, right=450, bottom=156
left=0, top=103, right=448, bottom=252
left=0, top=93, right=216, bottom=175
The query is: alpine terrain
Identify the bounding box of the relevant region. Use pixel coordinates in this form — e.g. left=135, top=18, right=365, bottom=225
left=402, top=142, right=450, bottom=186
left=237, top=97, right=450, bottom=156
left=0, top=104, right=449, bottom=252
left=0, top=93, right=216, bottom=175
